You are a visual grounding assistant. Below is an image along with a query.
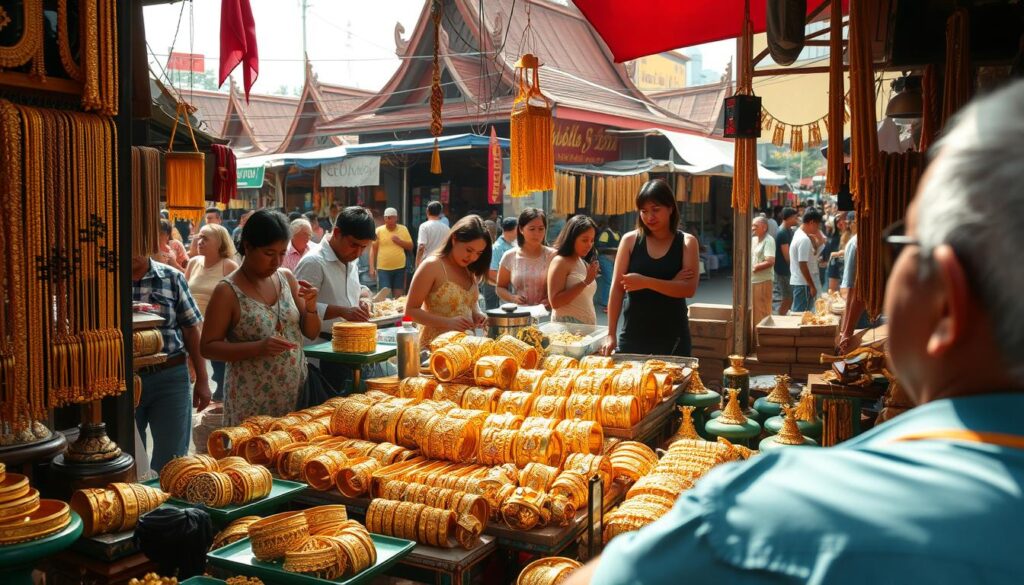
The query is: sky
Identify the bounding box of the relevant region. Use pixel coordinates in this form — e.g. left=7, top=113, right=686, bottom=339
left=143, top=0, right=735, bottom=96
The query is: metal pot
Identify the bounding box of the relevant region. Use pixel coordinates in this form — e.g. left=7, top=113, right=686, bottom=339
left=486, top=304, right=533, bottom=339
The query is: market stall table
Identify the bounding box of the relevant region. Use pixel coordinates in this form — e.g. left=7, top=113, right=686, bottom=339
left=605, top=384, right=686, bottom=447
left=304, top=341, right=397, bottom=392
left=3, top=512, right=83, bottom=585
left=387, top=535, right=497, bottom=585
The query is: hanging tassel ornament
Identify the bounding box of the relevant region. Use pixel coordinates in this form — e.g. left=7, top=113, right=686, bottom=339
left=510, top=54, right=554, bottom=197
left=808, top=121, right=823, bottom=149
left=165, top=102, right=206, bottom=228
left=429, top=0, right=443, bottom=174
left=789, top=126, right=804, bottom=153
left=772, top=124, right=786, bottom=147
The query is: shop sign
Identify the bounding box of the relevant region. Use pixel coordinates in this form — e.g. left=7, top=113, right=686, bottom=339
left=488, top=127, right=503, bottom=205
left=236, top=166, right=265, bottom=189
left=553, top=120, right=619, bottom=164
left=321, top=156, right=381, bottom=188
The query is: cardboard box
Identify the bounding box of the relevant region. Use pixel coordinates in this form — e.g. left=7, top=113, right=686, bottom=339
left=744, top=354, right=791, bottom=376
left=689, top=318, right=730, bottom=339
left=797, top=347, right=833, bottom=364
left=692, top=336, right=729, bottom=355
left=795, top=335, right=838, bottom=348
left=758, top=334, right=795, bottom=347
left=688, top=304, right=734, bottom=321
left=756, top=315, right=802, bottom=336
left=756, top=346, right=798, bottom=363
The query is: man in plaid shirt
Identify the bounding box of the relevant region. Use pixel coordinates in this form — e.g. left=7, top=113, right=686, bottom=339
left=132, top=256, right=211, bottom=472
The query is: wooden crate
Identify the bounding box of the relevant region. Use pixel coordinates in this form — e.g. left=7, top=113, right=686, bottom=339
left=756, top=346, right=797, bottom=363
left=691, top=336, right=729, bottom=355
left=795, top=335, right=838, bottom=348
left=690, top=318, right=729, bottom=339
left=757, top=315, right=838, bottom=338
left=758, top=334, right=795, bottom=347
left=688, top=303, right=734, bottom=321
left=744, top=354, right=791, bottom=376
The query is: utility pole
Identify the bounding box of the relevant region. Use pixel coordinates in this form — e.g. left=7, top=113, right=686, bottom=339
left=301, top=0, right=309, bottom=57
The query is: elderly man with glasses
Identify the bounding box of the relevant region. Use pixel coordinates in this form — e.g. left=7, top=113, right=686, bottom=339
left=569, top=81, right=1024, bottom=585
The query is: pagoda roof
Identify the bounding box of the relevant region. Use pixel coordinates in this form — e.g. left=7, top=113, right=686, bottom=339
left=320, top=0, right=706, bottom=137
left=178, top=81, right=299, bottom=155
left=274, top=59, right=376, bottom=153
left=647, top=69, right=733, bottom=136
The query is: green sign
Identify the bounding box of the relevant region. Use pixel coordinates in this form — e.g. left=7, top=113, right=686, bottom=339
left=237, top=166, right=265, bottom=189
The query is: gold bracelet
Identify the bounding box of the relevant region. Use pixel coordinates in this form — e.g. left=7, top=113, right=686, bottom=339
left=510, top=368, right=548, bottom=393
left=461, top=386, right=502, bottom=413
left=287, top=420, right=330, bottom=443
left=566, top=394, right=602, bottom=421
left=492, top=334, right=540, bottom=369
left=328, top=400, right=372, bottom=439
left=484, top=412, right=524, bottom=431
left=579, top=355, right=614, bottom=370
left=495, top=391, right=536, bottom=417
left=529, top=395, right=567, bottom=419
left=540, top=355, right=579, bottom=373
left=248, top=511, right=310, bottom=562
left=207, top=426, right=254, bottom=459
left=473, top=355, right=518, bottom=389
left=398, top=377, right=438, bottom=401
left=304, top=450, right=349, bottom=492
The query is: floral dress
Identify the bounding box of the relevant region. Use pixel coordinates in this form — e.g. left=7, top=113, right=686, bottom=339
left=222, top=271, right=306, bottom=426
left=418, top=263, right=480, bottom=348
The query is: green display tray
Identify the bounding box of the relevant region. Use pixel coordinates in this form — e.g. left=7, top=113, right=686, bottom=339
left=0, top=511, right=83, bottom=585
left=207, top=534, right=416, bottom=585
left=180, top=577, right=226, bottom=585
left=143, top=477, right=306, bottom=525
left=304, top=341, right=397, bottom=365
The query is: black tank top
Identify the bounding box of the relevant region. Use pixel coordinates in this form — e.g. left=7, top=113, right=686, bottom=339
left=618, top=231, right=692, bottom=356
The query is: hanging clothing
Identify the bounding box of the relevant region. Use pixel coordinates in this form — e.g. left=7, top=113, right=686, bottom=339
left=211, top=144, right=237, bottom=204
left=419, top=262, right=479, bottom=348
left=618, top=231, right=691, bottom=356
left=222, top=271, right=305, bottom=425
left=552, top=258, right=597, bottom=325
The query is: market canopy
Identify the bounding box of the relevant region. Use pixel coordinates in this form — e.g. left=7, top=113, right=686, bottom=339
left=573, top=0, right=838, bottom=62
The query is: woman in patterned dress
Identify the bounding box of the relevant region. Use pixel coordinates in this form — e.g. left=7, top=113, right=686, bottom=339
left=200, top=210, right=322, bottom=426
left=405, top=215, right=492, bottom=348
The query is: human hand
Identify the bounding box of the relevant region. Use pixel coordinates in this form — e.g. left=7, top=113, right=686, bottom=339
left=369, top=267, right=377, bottom=279
left=585, top=260, right=599, bottom=284
left=340, top=304, right=370, bottom=322
left=620, top=273, right=648, bottom=292
left=810, top=286, right=818, bottom=299
left=449, top=315, right=475, bottom=332
left=600, top=334, right=617, bottom=356
left=297, top=279, right=318, bottom=308
left=391, top=235, right=404, bottom=245
left=192, top=377, right=212, bottom=412
left=512, top=294, right=527, bottom=305
left=681, top=268, right=697, bottom=281
left=260, top=335, right=297, bottom=357
left=473, top=313, right=488, bottom=328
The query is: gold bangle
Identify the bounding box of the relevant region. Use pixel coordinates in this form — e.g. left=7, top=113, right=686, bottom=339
left=484, top=412, right=524, bottom=430
left=510, top=368, right=548, bottom=393
left=207, top=426, right=254, bottom=459
left=398, top=377, right=438, bottom=401
left=243, top=431, right=294, bottom=466
left=495, top=391, right=536, bottom=417
left=248, top=511, right=311, bottom=562
left=555, top=419, right=603, bottom=455
left=108, top=483, right=140, bottom=532
left=0, top=473, right=30, bottom=504
left=473, top=355, right=518, bottom=389
left=336, top=456, right=381, bottom=498
left=492, top=335, right=540, bottom=369
left=429, top=344, right=474, bottom=381
left=304, top=450, right=349, bottom=492
left=396, top=405, right=437, bottom=450
left=241, top=415, right=276, bottom=435
left=432, top=383, right=471, bottom=405
left=529, top=395, right=567, bottom=419
left=0, top=499, right=72, bottom=545
left=520, top=462, right=559, bottom=492
left=329, top=400, right=372, bottom=439
left=184, top=471, right=234, bottom=508
left=287, top=420, right=330, bottom=443
left=0, top=487, right=40, bottom=523
left=550, top=470, right=589, bottom=508
left=565, top=394, right=602, bottom=421
left=461, top=386, right=502, bottom=413
left=428, top=330, right=467, bottom=352
left=579, top=355, right=614, bottom=370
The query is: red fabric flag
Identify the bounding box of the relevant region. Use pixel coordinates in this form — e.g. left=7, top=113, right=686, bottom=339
left=488, top=127, right=503, bottom=205
left=219, top=0, right=259, bottom=102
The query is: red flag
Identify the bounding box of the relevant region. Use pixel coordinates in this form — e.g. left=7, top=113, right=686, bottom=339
left=219, top=0, right=259, bottom=102
left=488, top=127, right=503, bottom=205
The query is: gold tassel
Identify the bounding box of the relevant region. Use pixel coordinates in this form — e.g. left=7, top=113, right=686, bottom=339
left=429, top=1, right=443, bottom=174
left=430, top=138, right=441, bottom=174
left=808, top=121, right=823, bottom=148
left=510, top=54, right=554, bottom=196
left=790, top=126, right=804, bottom=153
left=772, top=124, right=786, bottom=147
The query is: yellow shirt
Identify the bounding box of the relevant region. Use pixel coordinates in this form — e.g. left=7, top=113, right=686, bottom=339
left=375, top=224, right=412, bottom=270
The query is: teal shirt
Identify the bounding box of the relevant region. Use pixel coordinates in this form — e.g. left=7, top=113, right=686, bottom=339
left=594, top=392, right=1024, bottom=584
left=491, top=235, right=516, bottom=273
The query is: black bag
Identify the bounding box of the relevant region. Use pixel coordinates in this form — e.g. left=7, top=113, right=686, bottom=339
left=295, top=362, right=340, bottom=410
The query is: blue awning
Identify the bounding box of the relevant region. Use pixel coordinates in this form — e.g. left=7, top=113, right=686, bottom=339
left=288, top=134, right=509, bottom=169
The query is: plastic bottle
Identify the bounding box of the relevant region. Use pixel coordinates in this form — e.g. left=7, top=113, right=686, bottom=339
left=396, top=317, right=420, bottom=380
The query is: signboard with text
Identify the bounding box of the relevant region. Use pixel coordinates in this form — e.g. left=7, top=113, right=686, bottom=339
left=321, top=156, right=381, bottom=188
left=553, top=120, right=619, bottom=164
left=236, top=166, right=265, bottom=189
left=488, top=127, right=503, bottom=205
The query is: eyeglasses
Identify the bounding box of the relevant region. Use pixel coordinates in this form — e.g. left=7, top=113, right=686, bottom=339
left=881, top=219, right=920, bottom=275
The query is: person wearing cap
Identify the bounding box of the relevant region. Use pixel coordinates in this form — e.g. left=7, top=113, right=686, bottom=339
left=370, top=207, right=413, bottom=298
left=485, top=217, right=518, bottom=310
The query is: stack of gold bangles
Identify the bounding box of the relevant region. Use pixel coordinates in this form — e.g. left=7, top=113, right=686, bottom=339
left=484, top=412, right=524, bottom=430
left=579, top=355, right=614, bottom=369
left=474, top=355, right=518, bottom=388
left=211, top=515, right=261, bottom=551
left=429, top=344, right=474, bottom=381
left=287, top=420, right=330, bottom=443
left=478, top=428, right=519, bottom=466
left=607, top=441, right=659, bottom=482
left=223, top=465, right=274, bottom=506
left=159, top=455, right=273, bottom=507
left=421, top=416, right=481, bottom=462
left=396, top=404, right=445, bottom=449
left=510, top=368, right=548, bottom=393
left=364, top=402, right=406, bottom=444
left=500, top=487, right=550, bottom=530
left=207, top=426, right=255, bottom=459
left=398, top=377, right=438, bottom=401
left=513, top=427, right=564, bottom=468
left=460, top=386, right=502, bottom=413
left=598, top=395, right=641, bottom=429
left=492, top=334, right=540, bottom=369
left=243, top=431, right=295, bottom=466
left=537, top=371, right=579, bottom=396
left=517, top=557, right=583, bottom=585
left=495, top=391, right=536, bottom=417
left=70, top=482, right=170, bottom=539
left=572, top=368, right=615, bottom=395
left=329, top=400, right=372, bottom=439
left=555, top=419, right=603, bottom=455
left=529, top=396, right=567, bottom=419
left=520, top=463, right=559, bottom=492
left=364, top=375, right=400, bottom=395
left=366, top=498, right=473, bottom=549
left=540, top=355, right=578, bottom=372
left=432, top=383, right=470, bottom=405
left=565, top=394, right=602, bottom=421
left=428, top=331, right=467, bottom=352
left=550, top=470, right=589, bottom=508
left=563, top=453, right=614, bottom=491
left=334, top=457, right=382, bottom=497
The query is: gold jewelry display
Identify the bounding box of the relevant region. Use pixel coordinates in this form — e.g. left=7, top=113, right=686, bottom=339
left=529, top=396, right=567, bottom=420
left=429, top=344, right=474, bottom=381
left=331, top=322, right=377, bottom=353
left=520, top=463, right=559, bottom=492
left=501, top=487, right=546, bottom=531
left=275, top=443, right=324, bottom=482
left=520, top=417, right=558, bottom=432
left=483, top=412, right=524, bottom=430
left=626, top=472, right=694, bottom=502
left=578, top=355, right=614, bottom=370
left=207, top=426, right=255, bottom=459
left=608, top=441, right=659, bottom=482
left=650, top=371, right=675, bottom=402
left=685, top=365, right=709, bottom=395
left=513, top=427, right=564, bottom=468
left=550, top=470, right=588, bottom=508
left=563, top=453, right=613, bottom=491
left=159, top=457, right=207, bottom=497
left=304, top=505, right=349, bottom=535
left=479, top=428, right=518, bottom=466
left=598, top=395, right=640, bottom=429
left=335, top=456, right=381, bottom=497
left=546, top=494, right=576, bottom=527
left=184, top=471, right=234, bottom=508
left=540, top=355, right=578, bottom=373
left=432, top=383, right=470, bottom=405
left=495, top=391, right=536, bottom=417
left=224, top=465, right=273, bottom=505
left=398, top=377, right=438, bottom=401
left=474, top=355, right=518, bottom=389
left=303, top=450, right=350, bottom=492
left=249, top=511, right=311, bottom=562
left=211, top=516, right=261, bottom=551
left=565, top=394, right=601, bottom=421
left=428, top=331, right=466, bottom=352
left=364, top=402, right=405, bottom=444
left=0, top=499, right=72, bottom=545
left=766, top=374, right=793, bottom=405
left=329, top=400, right=372, bottom=439
left=131, top=330, right=164, bottom=357
left=283, top=534, right=344, bottom=579
left=364, top=375, right=400, bottom=395
left=244, top=431, right=295, bottom=466
left=717, top=389, right=748, bottom=425
left=0, top=488, right=40, bottom=522
left=492, top=335, right=540, bottom=369
left=554, top=419, right=603, bottom=455
left=0, top=473, right=30, bottom=504
left=241, top=415, right=276, bottom=435
left=668, top=406, right=702, bottom=444
left=510, top=369, right=548, bottom=393
left=287, top=420, right=330, bottom=444
left=572, top=369, right=615, bottom=396
left=461, top=386, right=502, bottom=413
left=516, top=556, right=582, bottom=585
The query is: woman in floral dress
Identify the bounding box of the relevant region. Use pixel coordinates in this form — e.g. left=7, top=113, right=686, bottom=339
left=405, top=215, right=492, bottom=347
left=200, top=210, right=322, bottom=426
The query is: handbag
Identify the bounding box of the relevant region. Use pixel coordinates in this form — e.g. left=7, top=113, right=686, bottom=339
left=295, top=362, right=340, bottom=410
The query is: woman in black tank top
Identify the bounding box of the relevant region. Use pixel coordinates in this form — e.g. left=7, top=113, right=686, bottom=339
left=602, top=180, right=699, bottom=357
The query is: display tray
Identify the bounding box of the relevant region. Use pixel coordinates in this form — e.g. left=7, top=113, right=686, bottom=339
left=539, top=322, right=608, bottom=360
left=400, top=534, right=496, bottom=571
left=207, top=533, right=416, bottom=585
left=604, top=384, right=685, bottom=440
left=143, top=477, right=305, bottom=524
left=368, top=314, right=402, bottom=327
left=610, top=353, right=699, bottom=370
left=180, top=577, right=226, bottom=585
left=304, top=341, right=398, bottom=364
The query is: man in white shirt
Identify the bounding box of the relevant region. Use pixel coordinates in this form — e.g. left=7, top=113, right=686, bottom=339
left=789, top=208, right=824, bottom=312
left=295, top=206, right=377, bottom=391
left=283, top=218, right=320, bottom=272
left=415, top=201, right=449, bottom=267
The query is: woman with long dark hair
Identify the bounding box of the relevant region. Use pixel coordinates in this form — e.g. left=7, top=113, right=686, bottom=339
left=405, top=215, right=491, bottom=347
left=547, top=215, right=599, bottom=324
left=200, top=210, right=321, bottom=425
left=496, top=207, right=556, bottom=307
left=602, top=179, right=699, bottom=356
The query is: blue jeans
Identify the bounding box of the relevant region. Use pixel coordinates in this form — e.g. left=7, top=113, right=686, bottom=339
left=482, top=282, right=500, bottom=310
left=136, top=362, right=192, bottom=473
left=595, top=254, right=614, bottom=307
left=377, top=268, right=407, bottom=292
left=792, top=285, right=813, bottom=312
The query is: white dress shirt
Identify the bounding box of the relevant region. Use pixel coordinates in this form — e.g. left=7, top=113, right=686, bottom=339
left=294, top=242, right=368, bottom=337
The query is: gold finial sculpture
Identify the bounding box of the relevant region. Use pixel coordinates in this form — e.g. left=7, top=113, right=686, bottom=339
left=669, top=406, right=701, bottom=444
left=775, top=406, right=806, bottom=445
left=765, top=374, right=792, bottom=404
left=795, top=391, right=817, bottom=422
left=717, top=389, right=747, bottom=425
left=685, top=365, right=709, bottom=395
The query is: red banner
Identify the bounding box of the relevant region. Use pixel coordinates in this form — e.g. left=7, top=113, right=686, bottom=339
left=167, top=52, right=206, bottom=73
left=488, top=127, right=503, bottom=205
left=553, top=120, right=619, bottom=164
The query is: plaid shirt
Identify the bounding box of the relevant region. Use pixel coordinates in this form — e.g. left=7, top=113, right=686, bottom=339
left=133, top=260, right=202, bottom=356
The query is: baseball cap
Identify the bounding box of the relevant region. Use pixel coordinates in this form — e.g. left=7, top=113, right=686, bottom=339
left=383, top=207, right=398, bottom=217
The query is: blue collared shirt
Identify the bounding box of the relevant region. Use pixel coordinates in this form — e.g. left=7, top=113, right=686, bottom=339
left=132, top=259, right=202, bottom=356
left=594, top=392, right=1024, bottom=584
left=491, top=235, right=516, bottom=272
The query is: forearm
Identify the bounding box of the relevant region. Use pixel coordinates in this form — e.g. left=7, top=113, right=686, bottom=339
left=642, top=275, right=697, bottom=298
left=840, top=290, right=865, bottom=339
left=301, top=309, right=321, bottom=339
left=202, top=339, right=266, bottom=362
left=182, top=327, right=208, bottom=382
left=397, top=240, right=414, bottom=251
left=496, top=286, right=517, bottom=302
left=799, top=263, right=816, bottom=289
left=550, top=280, right=589, bottom=309
left=607, top=286, right=624, bottom=336
left=323, top=303, right=356, bottom=321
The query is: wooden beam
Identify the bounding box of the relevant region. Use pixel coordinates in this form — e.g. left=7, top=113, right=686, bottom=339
left=0, top=71, right=83, bottom=95
left=753, top=65, right=848, bottom=77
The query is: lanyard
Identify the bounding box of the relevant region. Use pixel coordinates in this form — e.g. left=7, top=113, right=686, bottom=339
left=895, top=429, right=1024, bottom=450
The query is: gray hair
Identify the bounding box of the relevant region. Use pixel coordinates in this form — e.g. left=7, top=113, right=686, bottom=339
left=918, top=80, right=1024, bottom=376
left=752, top=216, right=768, bottom=227
left=290, top=218, right=313, bottom=237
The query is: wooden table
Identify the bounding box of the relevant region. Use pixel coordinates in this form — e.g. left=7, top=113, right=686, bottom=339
left=605, top=385, right=685, bottom=448
left=304, top=341, right=397, bottom=390
left=388, top=536, right=497, bottom=585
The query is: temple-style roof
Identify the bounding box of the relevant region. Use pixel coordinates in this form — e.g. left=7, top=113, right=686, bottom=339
left=273, top=59, right=375, bottom=153
left=179, top=81, right=299, bottom=155
left=647, top=63, right=733, bottom=136
left=320, top=0, right=706, bottom=137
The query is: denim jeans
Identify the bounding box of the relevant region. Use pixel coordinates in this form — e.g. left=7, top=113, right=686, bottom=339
left=791, top=285, right=813, bottom=312
left=595, top=254, right=614, bottom=307
left=377, top=268, right=407, bottom=292
left=136, top=362, right=192, bottom=473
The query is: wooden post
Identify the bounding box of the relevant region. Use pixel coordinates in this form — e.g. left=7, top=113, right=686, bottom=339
left=731, top=0, right=755, bottom=357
